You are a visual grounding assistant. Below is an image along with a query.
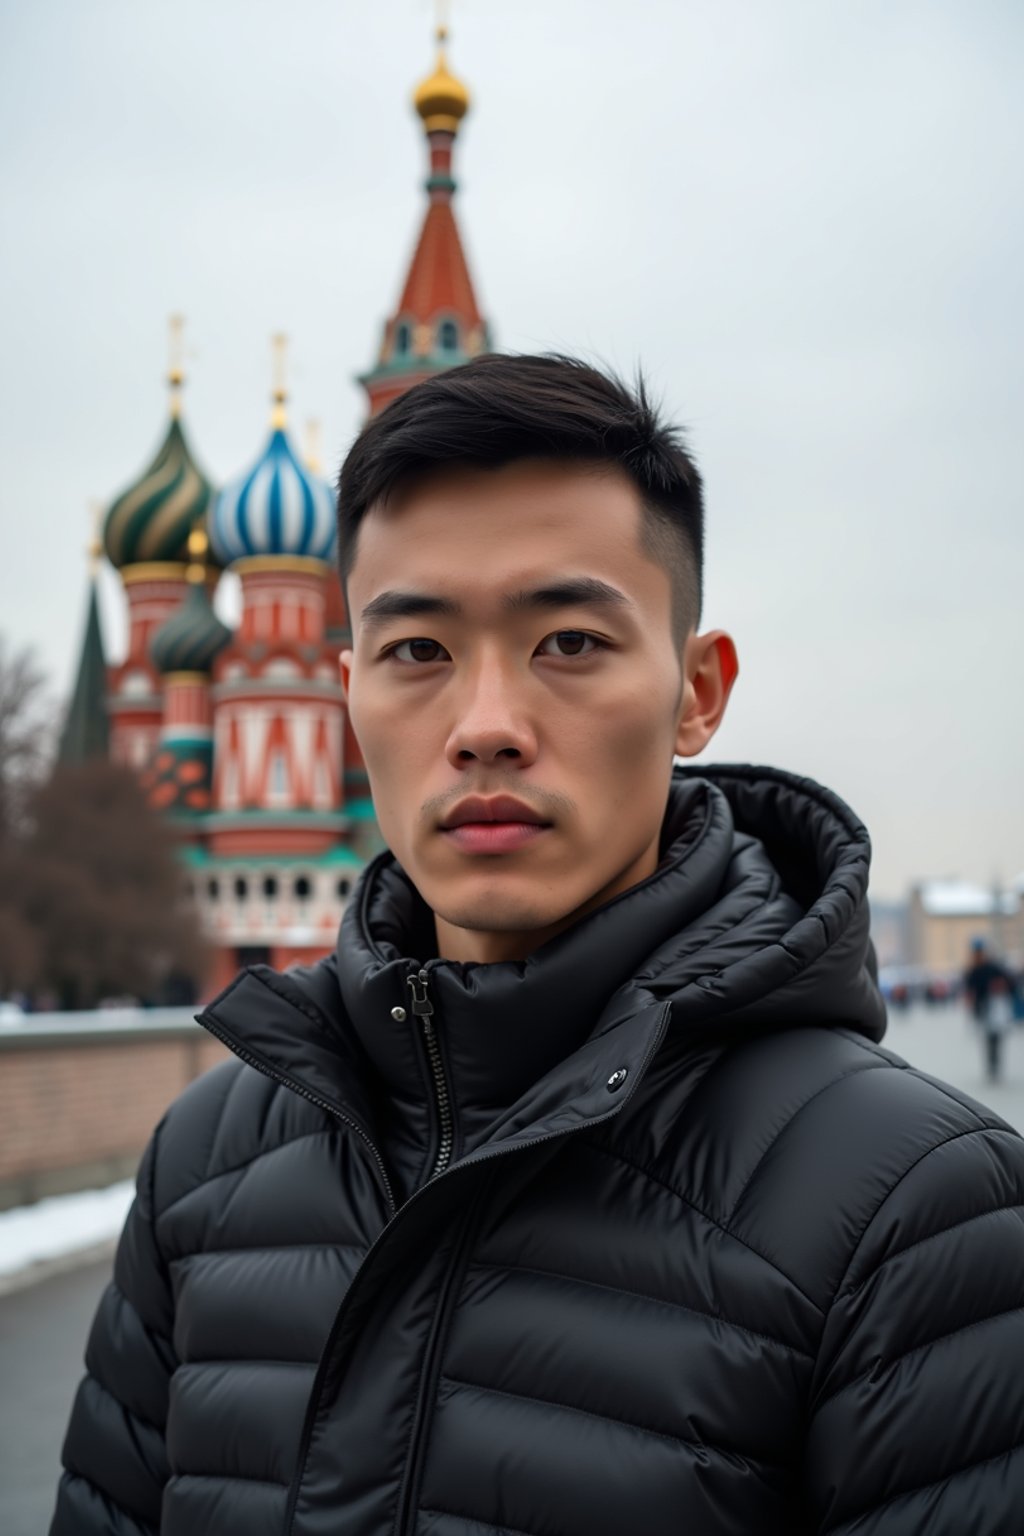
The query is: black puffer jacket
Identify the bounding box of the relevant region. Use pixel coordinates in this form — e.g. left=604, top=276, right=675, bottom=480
left=53, top=766, right=1024, bottom=1535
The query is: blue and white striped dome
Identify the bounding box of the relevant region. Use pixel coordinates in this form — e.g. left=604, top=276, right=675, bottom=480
left=210, top=426, right=336, bottom=565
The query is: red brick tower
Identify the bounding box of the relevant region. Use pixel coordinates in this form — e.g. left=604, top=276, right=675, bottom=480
left=359, top=22, right=490, bottom=416
left=329, top=22, right=492, bottom=821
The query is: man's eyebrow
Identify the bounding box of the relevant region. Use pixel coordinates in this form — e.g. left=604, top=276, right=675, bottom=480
left=359, top=591, right=461, bottom=630
left=504, top=577, right=633, bottom=614
left=358, top=577, right=633, bottom=631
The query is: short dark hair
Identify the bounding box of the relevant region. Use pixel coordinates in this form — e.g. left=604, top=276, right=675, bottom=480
left=337, top=353, right=704, bottom=638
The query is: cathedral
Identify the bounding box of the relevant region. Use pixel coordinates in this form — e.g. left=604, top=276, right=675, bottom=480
left=59, top=28, right=490, bottom=996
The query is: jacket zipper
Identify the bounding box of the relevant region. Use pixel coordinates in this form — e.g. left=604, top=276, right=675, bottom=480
left=197, top=1009, right=396, bottom=1215
left=394, top=1178, right=490, bottom=1536
left=407, top=967, right=454, bottom=1179
left=284, top=1000, right=672, bottom=1536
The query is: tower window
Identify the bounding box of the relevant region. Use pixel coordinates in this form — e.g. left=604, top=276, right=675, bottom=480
left=294, top=875, right=312, bottom=901
left=262, top=875, right=278, bottom=899
left=265, top=658, right=300, bottom=680
left=221, top=754, right=240, bottom=810
left=314, top=755, right=333, bottom=810
left=207, top=877, right=219, bottom=900
left=336, top=877, right=351, bottom=899
left=439, top=319, right=459, bottom=352
left=267, top=748, right=290, bottom=808
left=395, top=321, right=412, bottom=355
left=233, top=876, right=248, bottom=901
left=120, top=670, right=151, bottom=698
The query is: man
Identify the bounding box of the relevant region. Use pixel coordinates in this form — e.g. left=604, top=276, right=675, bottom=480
left=964, top=935, right=1018, bottom=1081
left=53, top=356, right=1024, bottom=1534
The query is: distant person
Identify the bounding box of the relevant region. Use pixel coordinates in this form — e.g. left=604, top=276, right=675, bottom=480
left=964, top=936, right=1017, bottom=1080
left=51, top=356, right=1024, bottom=1534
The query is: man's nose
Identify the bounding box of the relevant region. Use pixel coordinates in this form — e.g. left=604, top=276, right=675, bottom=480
left=444, top=653, right=539, bottom=768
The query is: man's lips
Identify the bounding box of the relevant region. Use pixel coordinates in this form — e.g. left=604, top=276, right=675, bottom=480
left=438, top=796, right=553, bottom=855
left=441, top=821, right=551, bottom=854
left=439, top=796, right=552, bottom=831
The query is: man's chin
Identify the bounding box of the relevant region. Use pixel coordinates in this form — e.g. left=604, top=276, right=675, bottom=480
left=431, top=899, right=569, bottom=939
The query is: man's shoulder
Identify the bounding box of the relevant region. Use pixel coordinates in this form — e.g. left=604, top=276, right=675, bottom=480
left=727, top=1020, right=1017, bottom=1196
left=704, top=1017, right=1010, bottom=1144
left=641, top=1022, right=1024, bottom=1310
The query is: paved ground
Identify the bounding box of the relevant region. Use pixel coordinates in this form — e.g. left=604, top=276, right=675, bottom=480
left=0, top=1254, right=111, bottom=1536
left=1, top=1002, right=1022, bottom=1533
left=883, top=999, right=1024, bottom=1133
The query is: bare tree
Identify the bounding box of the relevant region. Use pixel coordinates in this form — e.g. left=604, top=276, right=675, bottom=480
left=13, top=760, right=210, bottom=1009
left=0, top=636, right=56, bottom=840
left=0, top=638, right=208, bottom=1006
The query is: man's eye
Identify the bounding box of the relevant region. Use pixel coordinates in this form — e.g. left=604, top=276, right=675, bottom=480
left=537, top=630, right=600, bottom=658
left=389, top=638, right=450, bottom=663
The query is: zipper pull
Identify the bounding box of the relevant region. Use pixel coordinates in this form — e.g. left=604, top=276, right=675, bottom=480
left=406, top=967, right=434, bottom=1019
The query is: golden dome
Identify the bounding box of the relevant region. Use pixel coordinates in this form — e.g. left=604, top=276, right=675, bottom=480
left=413, top=28, right=470, bottom=134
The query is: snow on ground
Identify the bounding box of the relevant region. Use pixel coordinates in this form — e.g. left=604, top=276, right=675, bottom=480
left=0, top=1181, right=134, bottom=1278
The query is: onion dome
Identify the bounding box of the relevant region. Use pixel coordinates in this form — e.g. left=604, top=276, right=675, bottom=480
left=413, top=25, right=470, bottom=134
left=210, top=335, right=336, bottom=566
left=103, top=318, right=218, bottom=570
left=150, top=527, right=232, bottom=675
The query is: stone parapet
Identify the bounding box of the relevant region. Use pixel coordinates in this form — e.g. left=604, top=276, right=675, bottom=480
left=0, top=1011, right=227, bottom=1210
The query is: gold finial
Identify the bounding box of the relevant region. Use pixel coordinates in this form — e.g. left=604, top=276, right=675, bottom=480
left=304, top=418, right=323, bottom=475
left=88, top=499, right=104, bottom=574
left=271, top=332, right=288, bottom=429
left=414, top=6, right=470, bottom=134
left=186, top=520, right=209, bottom=584
left=168, top=314, right=185, bottom=417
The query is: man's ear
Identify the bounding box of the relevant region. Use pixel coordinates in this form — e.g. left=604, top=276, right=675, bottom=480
left=675, top=630, right=739, bottom=758
left=338, top=647, right=354, bottom=705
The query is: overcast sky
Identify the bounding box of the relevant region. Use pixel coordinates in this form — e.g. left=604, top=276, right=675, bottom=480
left=1, top=0, right=1021, bottom=900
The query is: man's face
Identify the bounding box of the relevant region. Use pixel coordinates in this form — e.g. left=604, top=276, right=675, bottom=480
left=341, top=459, right=735, bottom=962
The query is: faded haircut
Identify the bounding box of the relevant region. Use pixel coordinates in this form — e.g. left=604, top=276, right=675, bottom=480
left=337, top=353, right=704, bottom=640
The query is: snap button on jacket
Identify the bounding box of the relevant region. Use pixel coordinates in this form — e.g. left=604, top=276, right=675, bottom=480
left=52, top=766, right=1024, bottom=1535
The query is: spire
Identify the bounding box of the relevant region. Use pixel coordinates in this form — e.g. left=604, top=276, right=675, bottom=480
left=167, top=313, right=185, bottom=419
left=58, top=506, right=110, bottom=763
left=88, top=499, right=103, bottom=576
left=359, top=16, right=490, bottom=416
left=185, top=520, right=210, bottom=585
left=271, top=333, right=288, bottom=430
left=304, top=418, right=323, bottom=476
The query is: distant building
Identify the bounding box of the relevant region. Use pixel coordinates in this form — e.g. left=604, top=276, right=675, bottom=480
left=867, top=900, right=909, bottom=969
left=906, top=879, right=1024, bottom=974
left=61, top=27, right=490, bottom=995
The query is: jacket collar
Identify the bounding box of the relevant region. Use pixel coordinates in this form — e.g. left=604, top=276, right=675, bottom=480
left=333, top=775, right=734, bottom=1159
left=198, top=776, right=734, bottom=1176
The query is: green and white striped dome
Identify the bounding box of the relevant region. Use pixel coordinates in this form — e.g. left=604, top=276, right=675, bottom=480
left=104, top=413, right=216, bottom=570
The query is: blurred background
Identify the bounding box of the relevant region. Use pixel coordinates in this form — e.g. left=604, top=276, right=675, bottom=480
left=1, top=2, right=1022, bottom=1527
